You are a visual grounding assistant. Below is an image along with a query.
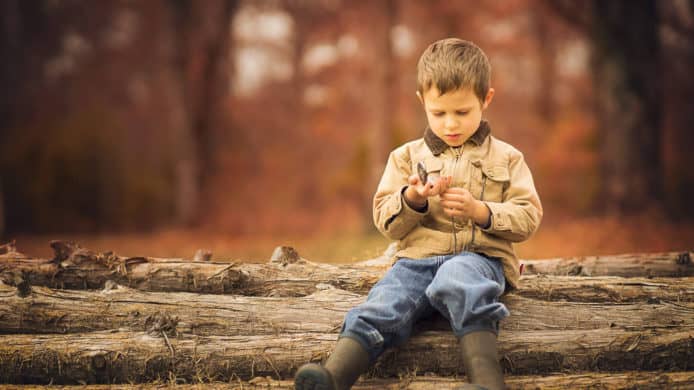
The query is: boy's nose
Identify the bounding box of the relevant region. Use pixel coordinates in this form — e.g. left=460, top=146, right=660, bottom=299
left=444, top=116, right=459, bottom=128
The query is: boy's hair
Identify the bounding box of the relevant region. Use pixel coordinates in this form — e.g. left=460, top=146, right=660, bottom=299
left=416, top=38, right=491, bottom=103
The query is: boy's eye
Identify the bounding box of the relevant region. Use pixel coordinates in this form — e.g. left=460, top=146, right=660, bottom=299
left=456, top=111, right=469, bottom=116
left=432, top=112, right=445, bottom=117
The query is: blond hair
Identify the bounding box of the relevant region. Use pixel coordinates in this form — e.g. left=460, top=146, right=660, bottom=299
left=416, top=38, right=491, bottom=102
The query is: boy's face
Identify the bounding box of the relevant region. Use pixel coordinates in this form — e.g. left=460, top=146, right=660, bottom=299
left=418, top=86, right=494, bottom=147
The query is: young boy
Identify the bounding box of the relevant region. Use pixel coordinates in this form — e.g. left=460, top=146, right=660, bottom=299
left=295, top=38, right=542, bottom=390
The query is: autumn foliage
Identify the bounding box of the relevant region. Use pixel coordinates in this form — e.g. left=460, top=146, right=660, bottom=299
left=0, top=0, right=692, bottom=258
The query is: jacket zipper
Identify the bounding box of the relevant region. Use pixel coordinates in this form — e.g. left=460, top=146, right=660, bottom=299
left=451, top=147, right=462, bottom=254
left=470, top=175, right=487, bottom=248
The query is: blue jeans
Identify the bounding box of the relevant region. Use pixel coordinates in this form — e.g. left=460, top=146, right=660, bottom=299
left=340, top=252, right=509, bottom=363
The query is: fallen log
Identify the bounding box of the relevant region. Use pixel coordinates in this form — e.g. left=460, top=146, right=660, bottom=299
left=1, top=282, right=692, bottom=335
left=0, top=283, right=357, bottom=335
left=516, top=275, right=694, bottom=302
left=0, top=327, right=691, bottom=384
left=1, top=242, right=692, bottom=296
left=522, top=251, right=693, bottom=277
left=7, top=371, right=694, bottom=389
left=0, top=242, right=379, bottom=296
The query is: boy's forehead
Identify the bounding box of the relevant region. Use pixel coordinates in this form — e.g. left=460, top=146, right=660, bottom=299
left=423, top=86, right=478, bottom=106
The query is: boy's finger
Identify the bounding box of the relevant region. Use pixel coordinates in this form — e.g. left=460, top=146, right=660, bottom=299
left=442, top=207, right=462, bottom=218
left=430, top=181, right=441, bottom=193
left=444, top=187, right=468, bottom=196
left=440, top=200, right=464, bottom=210
left=439, top=180, right=450, bottom=194
left=441, top=193, right=468, bottom=202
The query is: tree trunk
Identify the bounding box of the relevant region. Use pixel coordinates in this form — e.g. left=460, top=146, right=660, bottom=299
left=660, top=0, right=694, bottom=220
left=591, top=0, right=663, bottom=213
left=0, top=327, right=690, bottom=384
left=169, top=0, right=238, bottom=226
left=1, top=282, right=690, bottom=336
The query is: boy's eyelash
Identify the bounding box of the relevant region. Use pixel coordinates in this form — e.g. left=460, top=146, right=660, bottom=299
left=432, top=111, right=468, bottom=117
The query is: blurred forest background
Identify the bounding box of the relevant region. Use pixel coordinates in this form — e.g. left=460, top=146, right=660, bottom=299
left=1, top=0, right=693, bottom=262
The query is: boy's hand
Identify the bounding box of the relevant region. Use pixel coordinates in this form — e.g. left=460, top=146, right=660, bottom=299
left=404, top=174, right=451, bottom=209
left=440, top=187, right=491, bottom=225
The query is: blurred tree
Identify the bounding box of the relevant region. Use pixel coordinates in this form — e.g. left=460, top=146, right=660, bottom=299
left=592, top=1, right=662, bottom=215
left=549, top=0, right=664, bottom=215
left=659, top=0, right=694, bottom=219
left=531, top=0, right=559, bottom=125
left=367, top=0, right=398, bottom=226
left=169, top=0, right=239, bottom=225
left=0, top=0, right=238, bottom=233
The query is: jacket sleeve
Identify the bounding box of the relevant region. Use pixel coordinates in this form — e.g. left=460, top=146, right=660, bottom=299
left=373, top=148, right=427, bottom=240
left=480, top=150, right=543, bottom=242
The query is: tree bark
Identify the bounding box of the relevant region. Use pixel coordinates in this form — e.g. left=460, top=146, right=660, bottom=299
left=7, top=371, right=694, bottom=389
left=0, top=327, right=691, bottom=384
left=1, top=282, right=690, bottom=336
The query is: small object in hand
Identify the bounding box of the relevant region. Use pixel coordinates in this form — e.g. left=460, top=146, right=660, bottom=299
left=417, top=161, right=428, bottom=184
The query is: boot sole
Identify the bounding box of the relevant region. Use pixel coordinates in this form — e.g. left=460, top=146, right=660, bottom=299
left=294, top=363, right=335, bottom=390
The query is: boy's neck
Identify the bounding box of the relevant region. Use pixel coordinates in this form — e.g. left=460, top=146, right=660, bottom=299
left=423, top=120, right=492, bottom=156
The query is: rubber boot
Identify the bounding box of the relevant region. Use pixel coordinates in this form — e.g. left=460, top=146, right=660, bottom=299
left=456, top=330, right=506, bottom=390
left=294, top=337, right=370, bottom=390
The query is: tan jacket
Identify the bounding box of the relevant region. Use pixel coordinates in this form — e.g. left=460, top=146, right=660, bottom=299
left=373, top=121, right=542, bottom=291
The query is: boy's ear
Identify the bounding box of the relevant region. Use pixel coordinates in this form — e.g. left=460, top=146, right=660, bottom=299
left=482, top=88, right=495, bottom=110
left=416, top=90, right=424, bottom=105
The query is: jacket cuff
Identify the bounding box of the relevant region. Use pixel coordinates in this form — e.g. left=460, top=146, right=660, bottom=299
left=383, top=186, right=428, bottom=232
left=397, top=185, right=428, bottom=218
left=476, top=202, right=492, bottom=229
left=480, top=201, right=513, bottom=232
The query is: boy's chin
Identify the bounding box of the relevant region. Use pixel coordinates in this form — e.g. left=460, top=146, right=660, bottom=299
left=444, top=139, right=466, bottom=147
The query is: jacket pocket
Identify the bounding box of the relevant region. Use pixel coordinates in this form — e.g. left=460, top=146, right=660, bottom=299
left=424, top=157, right=444, bottom=175
left=480, top=163, right=510, bottom=202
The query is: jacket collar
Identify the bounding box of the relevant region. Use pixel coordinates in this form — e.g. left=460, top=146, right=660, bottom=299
left=423, top=120, right=491, bottom=156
